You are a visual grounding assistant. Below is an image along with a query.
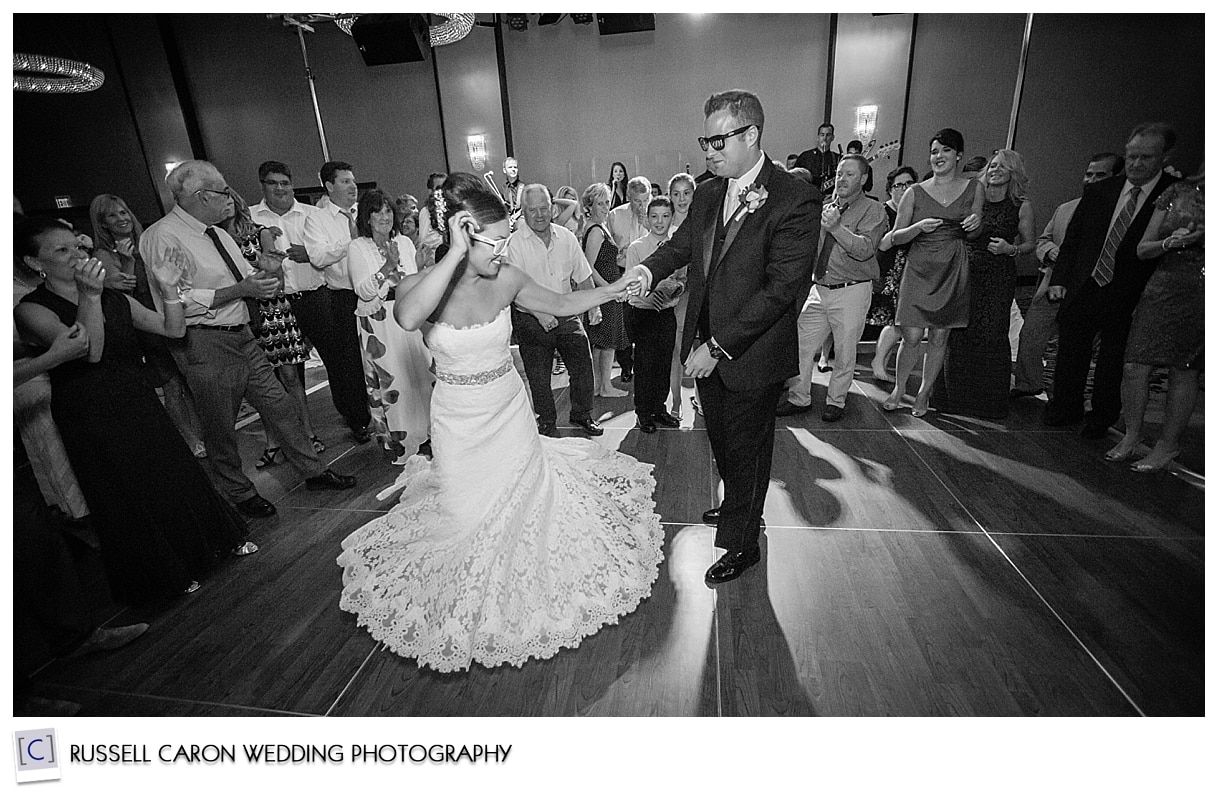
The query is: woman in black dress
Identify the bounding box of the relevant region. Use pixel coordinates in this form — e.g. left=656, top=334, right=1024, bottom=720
left=1105, top=170, right=1204, bottom=472
left=608, top=162, right=629, bottom=209
left=932, top=149, right=1036, bottom=419
left=582, top=182, right=629, bottom=397
left=15, top=218, right=255, bottom=602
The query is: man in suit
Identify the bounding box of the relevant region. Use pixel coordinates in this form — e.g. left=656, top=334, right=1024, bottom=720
left=1044, top=123, right=1178, bottom=438
left=635, top=89, right=818, bottom=584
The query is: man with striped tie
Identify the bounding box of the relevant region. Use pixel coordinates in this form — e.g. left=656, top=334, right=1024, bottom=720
left=1043, top=123, right=1179, bottom=438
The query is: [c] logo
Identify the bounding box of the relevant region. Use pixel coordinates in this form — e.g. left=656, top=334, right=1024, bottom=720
left=13, top=728, right=61, bottom=783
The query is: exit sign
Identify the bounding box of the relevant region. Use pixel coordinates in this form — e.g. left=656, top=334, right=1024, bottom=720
left=54, top=196, right=72, bottom=209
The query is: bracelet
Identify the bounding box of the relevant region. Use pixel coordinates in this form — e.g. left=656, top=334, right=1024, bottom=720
left=1161, top=239, right=1171, bottom=251
left=1007, top=245, right=1018, bottom=257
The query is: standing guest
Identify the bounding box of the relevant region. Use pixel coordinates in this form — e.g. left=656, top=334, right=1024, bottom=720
left=16, top=216, right=257, bottom=601
left=222, top=188, right=318, bottom=467
left=882, top=128, right=984, bottom=416
left=785, top=153, right=800, bottom=171
left=303, top=160, right=373, bottom=443
left=395, top=194, right=420, bottom=245
left=932, top=149, right=1036, bottom=419
left=1011, top=153, right=1123, bottom=398
left=1105, top=166, right=1203, bottom=471
left=845, top=140, right=876, bottom=194
left=777, top=155, right=888, bottom=421
left=869, top=166, right=920, bottom=381
left=551, top=185, right=582, bottom=235
left=582, top=182, right=628, bottom=398
left=794, top=122, right=841, bottom=200
left=90, top=194, right=205, bottom=457
left=649, top=182, right=663, bottom=199
left=250, top=160, right=328, bottom=455
left=502, top=158, right=524, bottom=223
left=625, top=197, right=684, bottom=432
left=504, top=184, right=604, bottom=437
left=142, top=160, right=355, bottom=519
left=608, top=176, right=653, bottom=382
left=608, top=161, right=629, bottom=209
left=665, top=173, right=696, bottom=418
left=634, top=89, right=818, bottom=584
left=348, top=190, right=434, bottom=461
left=1044, top=123, right=1179, bottom=438
left=415, top=174, right=447, bottom=270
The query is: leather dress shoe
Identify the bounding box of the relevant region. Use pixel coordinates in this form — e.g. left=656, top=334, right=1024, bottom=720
left=1009, top=388, right=1044, bottom=399
left=572, top=417, right=604, bottom=436
left=821, top=404, right=845, bottom=422
left=651, top=412, right=682, bottom=428
left=236, top=494, right=276, bottom=518
left=537, top=421, right=558, bottom=438
left=636, top=416, right=657, bottom=434
left=705, top=545, right=762, bottom=584
left=702, top=506, right=721, bottom=524
left=305, top=469, right=357, bottom=490
left=351, top=425, right=372, bottom=444
left=775, top=399, right=813, bottom=417
left=1080, top=422, right=1111, bottom=440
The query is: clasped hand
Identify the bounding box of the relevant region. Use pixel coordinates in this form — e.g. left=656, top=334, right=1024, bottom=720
left=242, top=268, right=280, bottom=299
left=961, top=213, right=981, bottom=233
left=612, top=266, right=646, bottom=302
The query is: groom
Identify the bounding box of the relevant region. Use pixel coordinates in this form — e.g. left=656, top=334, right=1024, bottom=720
left=634, top=90, right=818, bottom=583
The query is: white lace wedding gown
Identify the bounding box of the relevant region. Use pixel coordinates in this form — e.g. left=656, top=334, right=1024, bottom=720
left=337, top=306, right=665, bottom=672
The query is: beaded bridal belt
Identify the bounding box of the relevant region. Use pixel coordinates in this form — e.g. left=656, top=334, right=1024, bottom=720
left=434, top=359, right=514, bottom=386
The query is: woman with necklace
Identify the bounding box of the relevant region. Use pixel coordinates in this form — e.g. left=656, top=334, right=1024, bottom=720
left=348, top=190, right=434, bottom=461
left=932, top=149, right=1035, bottom=419
left=882, top=128, right=985, bottom=417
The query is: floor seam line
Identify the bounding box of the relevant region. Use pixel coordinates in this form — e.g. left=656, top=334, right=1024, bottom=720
left=323, top=643, right=383, bottom=716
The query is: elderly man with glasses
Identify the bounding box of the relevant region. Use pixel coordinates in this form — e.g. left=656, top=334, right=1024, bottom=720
left=141, top=160, right=356, bottom=519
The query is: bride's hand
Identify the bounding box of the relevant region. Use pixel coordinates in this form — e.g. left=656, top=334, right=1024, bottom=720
left=446, top=210, right=474, bottom=257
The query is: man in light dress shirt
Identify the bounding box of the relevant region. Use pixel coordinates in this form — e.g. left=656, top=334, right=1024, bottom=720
left=140, top=160, right=355, bottom=519
left=302, top=160, right=373, bottom=443
left=777, top=155, right=888, bottom=422
left=503, top=184, right=603, bottom=438
left=1010, top=152, right=1122, bottom=398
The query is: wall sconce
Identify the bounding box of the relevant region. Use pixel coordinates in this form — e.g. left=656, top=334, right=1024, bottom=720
left=854, top=105, right=878, bottom=146
left=466, top=134, right=488, bottom=171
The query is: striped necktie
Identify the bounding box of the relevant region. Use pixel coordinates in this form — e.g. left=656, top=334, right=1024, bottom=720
left=1092, top=186, right=1141, bottom=287
left=340, top=208, right=357, bottom=239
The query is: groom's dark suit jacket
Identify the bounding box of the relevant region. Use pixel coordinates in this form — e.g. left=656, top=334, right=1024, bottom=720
left=641, top=157, right=819, bottom=390
left=1050, top=173, right=1177, bottom=315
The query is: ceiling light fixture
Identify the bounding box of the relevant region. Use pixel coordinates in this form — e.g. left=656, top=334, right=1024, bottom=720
left=429, top=13, right=475, bottom=46
left=13, top=53, right=105, bottom=94
left=505, top=14, right=529, bottom=31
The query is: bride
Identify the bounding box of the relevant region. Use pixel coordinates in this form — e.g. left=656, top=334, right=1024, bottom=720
left=337, top=174, right=665, bottom=672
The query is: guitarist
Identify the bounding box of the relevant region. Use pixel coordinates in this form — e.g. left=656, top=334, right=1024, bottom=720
left=794, top=122, right=841, bottom=201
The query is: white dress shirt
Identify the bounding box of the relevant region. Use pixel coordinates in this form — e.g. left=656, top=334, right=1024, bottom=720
left=503, top=222, right=593, bottom=295
left=608, top=204, right=647, bottom=266
left=723, top=151, right=767, bottom=224
left=348, top=235, right=418, bottom=317
left=303, top=200, right=358, bottom=290
left=1106, top=171, right=1162, bottom=235
left=250, top=198, right=323, bottom=294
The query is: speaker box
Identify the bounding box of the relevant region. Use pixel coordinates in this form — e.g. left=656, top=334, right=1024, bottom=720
left=596, top=14, right=656, bottom=35
left=350, top=14, right=430, bottom=65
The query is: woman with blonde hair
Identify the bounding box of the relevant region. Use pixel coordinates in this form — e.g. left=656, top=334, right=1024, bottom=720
left=930, top=148, right=1035, bottom=419
left=581, top=182, right=629, bottom=397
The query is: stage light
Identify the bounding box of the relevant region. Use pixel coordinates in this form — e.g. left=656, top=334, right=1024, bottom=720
left=505, top=14, right=529, bottom=31
left=538, top=14, right=563, bottom=26
left=571, top=14, right=593, bottom=24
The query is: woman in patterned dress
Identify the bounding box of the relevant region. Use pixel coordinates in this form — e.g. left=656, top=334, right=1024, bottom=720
left=931, top=149, right=1036, bottom=419
left=869, top=166, right=919, bottom=381
left=1104, top=168, right=1204, bottom=472
left=219, top=190, right=320, bottom=466
left=582, top=182, right=629, bottom=397
left=348, top=190, right=434, bottom=462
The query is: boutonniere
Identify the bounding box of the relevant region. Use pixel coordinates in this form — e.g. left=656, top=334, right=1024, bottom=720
left=741, top=184, right=768, bottom=214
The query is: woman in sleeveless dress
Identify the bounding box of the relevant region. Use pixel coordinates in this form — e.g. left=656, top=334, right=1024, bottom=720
left=932, top=150, right=1036, bottom=419
left=882, top=128, right=985, bottom=416
left=337, top=174, right=663, bottom=672
left=15, top=218, right=254, bottom=602
left=1104, top=171, right=1204, bottom=472
left=869, top=166, right=919, bottom=381
left=582, top=182, right=630, bottom=397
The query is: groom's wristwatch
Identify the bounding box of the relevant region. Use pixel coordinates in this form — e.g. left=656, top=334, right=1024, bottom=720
left=706, top=338, right=729, bottom=360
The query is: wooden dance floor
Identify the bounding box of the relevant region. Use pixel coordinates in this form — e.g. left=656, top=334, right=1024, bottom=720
left=28, top=351, right=1204, bottom=716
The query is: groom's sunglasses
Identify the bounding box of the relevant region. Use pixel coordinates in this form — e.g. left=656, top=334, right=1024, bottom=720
left=469, top=232, right=509, bottom=257
left=698, top=125, right=752, bottom=152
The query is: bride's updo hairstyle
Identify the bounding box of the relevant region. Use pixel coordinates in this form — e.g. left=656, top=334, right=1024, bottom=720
left=432, top=173, right=508, bottom=259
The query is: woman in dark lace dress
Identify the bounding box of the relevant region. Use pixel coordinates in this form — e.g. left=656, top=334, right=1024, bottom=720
left=581, top=182, right=629, bottom=398
left=15, top=218, right=254, bottom=603
left=1104, top=171, right=1204, bottom=472
left=932, top=149, right=1035, bottom=419
left=869, top=166, right=919, bottom=380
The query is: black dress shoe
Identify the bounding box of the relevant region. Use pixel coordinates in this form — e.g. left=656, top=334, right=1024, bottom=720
left=1080, top=422, right=1110, bottom=440
left=636, top=416, right=657, bottom=434
left=821, top=404, right=845, bottom=422
left=572, top=417, right=604, bottom=436
left=775, top=400, right=814, bottom=417
left=305, top=470, right=356, bottom=490
left=702, top=507, right=720, bottom=524
left=650, top=412, right=682, bottom=428
left=1009, top=388, right=1044, bottom=399
left=537, top=420, right=558, bottom=438
left=351, top=425, right=372, bottom=444
left=620, top=372, right=633, bottom=383
left=705, top=545, right=762, bottom=584
left=236, top=494, right=276, bottom=518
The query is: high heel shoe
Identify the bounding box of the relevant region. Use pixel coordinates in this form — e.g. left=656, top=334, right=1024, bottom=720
left=911, top=398, right=931, bottom=418
left=255, top=447, right=283, bottom=468
left=310, top=436, right=326, bottom=454
left=1104, top=444, right=1138, bottom=462
left=231, top=541, right=259, bottom=557
left=1130, top=449, right=1180, bottom=474
left=881, top=397, right=903, bottom=412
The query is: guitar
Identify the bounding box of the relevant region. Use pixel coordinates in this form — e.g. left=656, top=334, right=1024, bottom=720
left=864, top=139, right=900, bottom=163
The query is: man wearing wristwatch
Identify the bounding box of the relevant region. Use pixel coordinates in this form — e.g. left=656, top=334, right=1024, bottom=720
left=633, top=90, right=818, bottom=585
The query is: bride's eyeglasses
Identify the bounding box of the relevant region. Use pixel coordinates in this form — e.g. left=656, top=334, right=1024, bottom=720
left=469, top=231, right=509, bottom=257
